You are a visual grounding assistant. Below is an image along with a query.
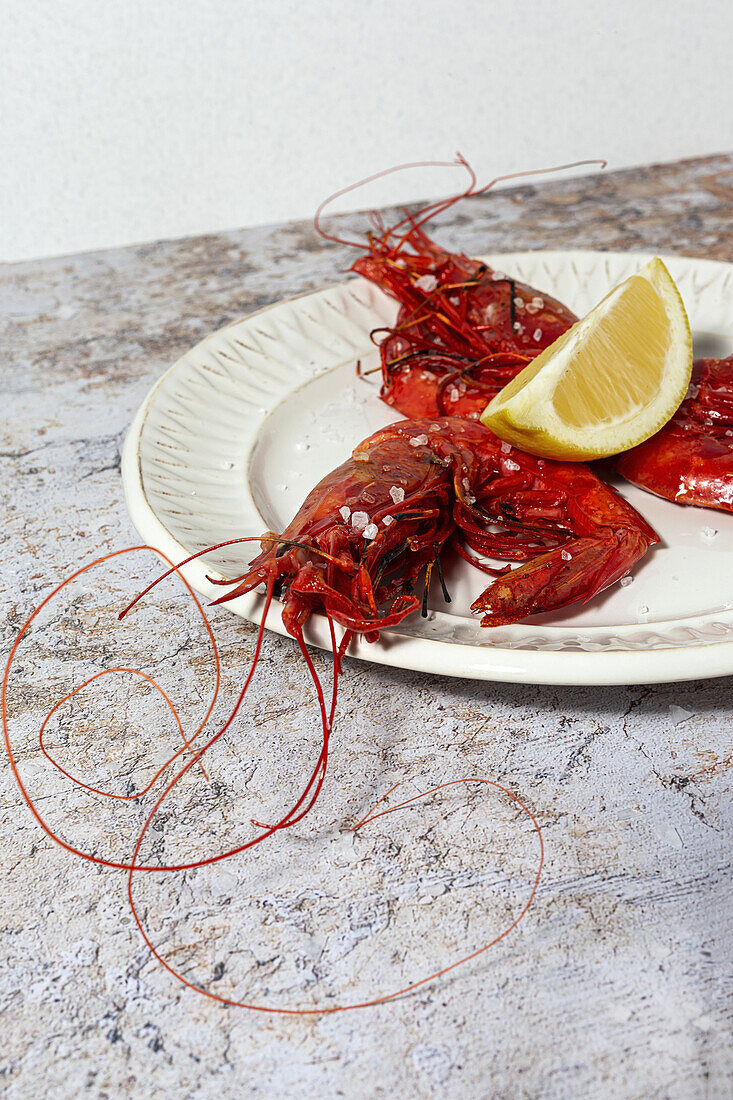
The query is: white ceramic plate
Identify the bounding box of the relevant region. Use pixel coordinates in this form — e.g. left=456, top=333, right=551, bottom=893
left=122, top=250, right=733, bottom=685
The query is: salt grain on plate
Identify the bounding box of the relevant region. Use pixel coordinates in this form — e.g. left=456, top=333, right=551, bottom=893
left=639, top=604, right=649, bottom=614
left=363, top=523, right=378, bottom=539
left=351, top=511, right=369, bottom=531
left=389, top=485, right=405, bottom=504
left=620, top=576, right=633, bottom=587
left=701, top=526, right=718, bottom=538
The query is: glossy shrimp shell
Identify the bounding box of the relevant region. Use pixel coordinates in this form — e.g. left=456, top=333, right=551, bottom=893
left=616, top=356, right=733, bottom=512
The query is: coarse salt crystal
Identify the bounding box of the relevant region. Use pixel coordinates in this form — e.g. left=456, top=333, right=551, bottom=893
left=353, top=450, right=369, bottom=462
left=448, top=386, right=460, bottom=402
left=363, top=523, right=378, bottom=539
left=429, top=423, right=441, bottom=432
left=492, top=270, right=507, bottom=281
left=726, top=430, right=733, bottom=437
left=704, top=418, right=713, bottom=427
left=504, top=459, right=520, bottom=472
left=669, top=704, right=694, bottom=725
left=383, top=514, right=394, bottom=527
left=561, top=549, right=572, bottom=561
left=468, top=411, right=480, bottom=419
left=500, top=441, right=512, bottom=453
left=513, top=321, right=524, bottom=334
left=701, top=526, right=718, bottom=538
left=389, top=485, right=405, bottom=504
left=339, top=506, right=351, bottom=522
left=409, top=434, right=428, bottom=447
left=514, top=296, right=525, bottom=310
left=533, top=327, right=543, bottom=342
left=639, top=604, right=649, bottom=615
left=351, top=511, right=369, bottom=531
left=415, top=274, right=437, bottom=292
left=620, top=576, right=633, bottom=587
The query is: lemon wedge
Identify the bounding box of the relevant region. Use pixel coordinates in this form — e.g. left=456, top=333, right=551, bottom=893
left=480, top=258, right=692, bottom=460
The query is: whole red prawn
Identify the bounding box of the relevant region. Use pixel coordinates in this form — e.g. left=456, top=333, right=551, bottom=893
left=220, top=416, right=658, bottom=632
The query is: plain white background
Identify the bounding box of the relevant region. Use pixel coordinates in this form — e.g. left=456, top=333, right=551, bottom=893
left=2, top=0, right=732, bottom=263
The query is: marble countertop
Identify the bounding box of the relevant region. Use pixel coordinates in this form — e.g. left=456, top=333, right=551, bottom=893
left=2, top=154, right=732, bottom=1099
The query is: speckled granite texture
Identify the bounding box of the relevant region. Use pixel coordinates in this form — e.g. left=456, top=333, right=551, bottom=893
left=1, top=155, right=732, bottom=1099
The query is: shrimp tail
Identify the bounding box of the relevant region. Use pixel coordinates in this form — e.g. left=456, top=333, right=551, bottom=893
left=472, top=527, right=657, bottom=627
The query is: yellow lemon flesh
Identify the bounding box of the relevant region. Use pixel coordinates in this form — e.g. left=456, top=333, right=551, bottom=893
left=480, top=258, right=693, bottom=461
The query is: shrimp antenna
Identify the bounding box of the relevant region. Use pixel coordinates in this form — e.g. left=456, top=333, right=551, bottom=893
left=313, top=157, right=472, bottom=249
left=313, top=155, right=607, bottom=253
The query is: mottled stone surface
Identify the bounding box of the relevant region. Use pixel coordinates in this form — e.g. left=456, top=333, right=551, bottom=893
left=1, top=155, right=732, bottom=1099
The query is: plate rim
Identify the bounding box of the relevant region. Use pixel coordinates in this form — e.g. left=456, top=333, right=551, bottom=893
left=121, top=248, right=733, bottom=686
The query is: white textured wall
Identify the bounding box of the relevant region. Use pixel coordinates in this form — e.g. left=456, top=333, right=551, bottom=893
left=2, top=0, right=732, bottom=262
